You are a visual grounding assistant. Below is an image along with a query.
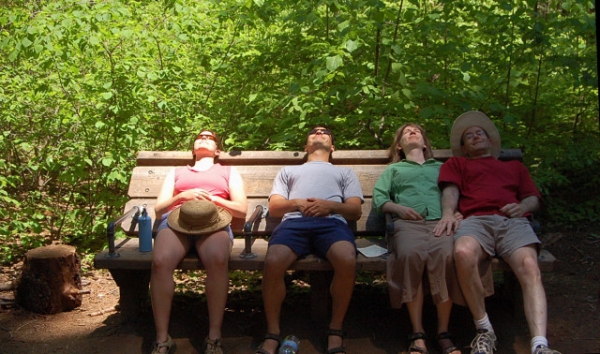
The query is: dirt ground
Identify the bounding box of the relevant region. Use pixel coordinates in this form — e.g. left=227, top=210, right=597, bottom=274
left=1, top=228, right=599, bottom=354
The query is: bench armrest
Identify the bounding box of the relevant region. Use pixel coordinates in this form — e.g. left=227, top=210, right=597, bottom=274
left=240, top=204, right=268, bottom=258
left=106, top=206, right=143, bottom=257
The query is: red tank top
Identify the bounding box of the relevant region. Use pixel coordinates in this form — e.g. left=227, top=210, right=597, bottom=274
left=168, top=163, right=231, bottom=212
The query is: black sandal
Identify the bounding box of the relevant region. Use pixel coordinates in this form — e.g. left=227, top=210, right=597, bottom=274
left=408, top=332, right=429, bottom=354
left=436, top=332, right=460, bottom=354
left=255, top=333, right=281, bottom=354
left=326, top=329, right=346, bottom=354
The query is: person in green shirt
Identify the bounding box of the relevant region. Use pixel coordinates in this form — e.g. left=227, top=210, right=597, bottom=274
left=373, top=123, right=463, bottom=354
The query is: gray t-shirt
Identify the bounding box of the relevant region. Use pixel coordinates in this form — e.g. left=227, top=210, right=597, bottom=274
left=269, top=161, right=364, bottom=222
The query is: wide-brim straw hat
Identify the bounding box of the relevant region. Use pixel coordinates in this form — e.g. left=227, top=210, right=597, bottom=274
left=167, top=200, right=232, bottom=235
left=450, top=111, right=501, bottom=158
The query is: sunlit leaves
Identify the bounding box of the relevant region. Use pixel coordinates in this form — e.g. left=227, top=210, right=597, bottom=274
left=0, top=0, right=597, bottom=263
left=326, top=55, right=343, bottom=71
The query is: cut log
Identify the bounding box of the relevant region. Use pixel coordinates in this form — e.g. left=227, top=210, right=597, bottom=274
left=15, top=244, right=83, bottom=314
left=0, top=282, right=14, bottom=291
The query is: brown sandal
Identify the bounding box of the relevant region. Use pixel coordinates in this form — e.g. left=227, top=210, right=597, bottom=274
left=436, top=332, right=460, bottom=354
left=151, top=335, right=176, bottom=354
left=204, top=336, right=223, bottom=354
left=255, top=333, right=281, bottom=354
left=408, top=332, right=429, bottom=354
left=326, top=329, right=346, bottom=354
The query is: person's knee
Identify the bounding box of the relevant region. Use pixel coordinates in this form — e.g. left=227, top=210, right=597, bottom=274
left=454, top=239, right=477, bottom=264
left=203, top=251, right=229, bottom=272
left=151, top=252, right=177, bottom=273
left=515, top=254, right=541, bottom=281
left=331, top=251, right=356, bottom=273
left=264, top=247, right=294, bottom=274
left=326, top=242, right=356, bottom=268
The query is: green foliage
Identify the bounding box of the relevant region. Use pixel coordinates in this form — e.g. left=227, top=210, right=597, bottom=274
left=532, top=132, right=600, bottom=228
left=0, top=0, right=597, bottom=263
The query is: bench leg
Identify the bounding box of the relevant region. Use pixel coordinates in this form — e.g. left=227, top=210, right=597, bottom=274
left=308, top=271, right=332, bottom=324
left=109, top=269, right=151, bottom=322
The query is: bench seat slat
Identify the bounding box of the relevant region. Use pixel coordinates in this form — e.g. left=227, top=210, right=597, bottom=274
left=94, top=237, right=556, bottom=273
left=122, top=199, right=387, bottom=237
left=127, top=165, right=389, bottom=199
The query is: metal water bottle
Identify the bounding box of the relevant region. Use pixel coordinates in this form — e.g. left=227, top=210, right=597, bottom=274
left=138, top=207, right=153, bottom=252
left=278, top=335, right=300, bottom=354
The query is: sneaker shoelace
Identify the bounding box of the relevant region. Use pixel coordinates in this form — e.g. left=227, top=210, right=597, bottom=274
left=470, top=330, right=497, bottom=354
left=533, top=345, right=561, bottom=354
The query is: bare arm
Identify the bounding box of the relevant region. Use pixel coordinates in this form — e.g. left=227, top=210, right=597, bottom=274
left=433, top=183, right=460, bottom=237
left=211, top=166, right=248, bottom=219
left=268, top=195, right=362, bottom=221
left=154, top=169, right=184, bottom=217
left=499, top=195, right=540, bottom=218
left=154, top=167, right=248, bottom=220
left=381, top=201, right=423, bottom=221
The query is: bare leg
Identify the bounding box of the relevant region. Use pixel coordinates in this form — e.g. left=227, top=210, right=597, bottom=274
left=326, top=240, right=356, bottom=350
left=454, top=235, right=489, bottom=321
left=150, top=229, right=192, bottom=350
left=506, top=245, right=548, bottom=338
left=406, top=283, right=426, bottom=353
left=436, top=299, right=460, bottom=354
left=196, top=230, right=232, bottom=341
left=260, top=244, right=297, bottom=354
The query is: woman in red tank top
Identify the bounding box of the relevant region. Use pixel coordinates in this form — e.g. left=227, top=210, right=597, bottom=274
left=150, top=130, right=247, bottom=354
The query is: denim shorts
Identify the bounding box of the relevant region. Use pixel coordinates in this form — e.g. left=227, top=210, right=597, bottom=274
left=268, top=217, right=356, bottom=259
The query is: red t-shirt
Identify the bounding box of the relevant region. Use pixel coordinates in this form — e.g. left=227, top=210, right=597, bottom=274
left=438, top=156, right=541, bottom=218
left=168, top=164, right=231, bottom=212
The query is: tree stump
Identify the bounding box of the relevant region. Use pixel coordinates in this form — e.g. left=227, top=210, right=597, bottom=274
left=15, top=244, right=83, bottom=314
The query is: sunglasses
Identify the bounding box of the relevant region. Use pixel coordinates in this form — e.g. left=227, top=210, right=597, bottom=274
left=196, top=134, right=217, bottom=142
left=308, top=128, right=332, bottom=136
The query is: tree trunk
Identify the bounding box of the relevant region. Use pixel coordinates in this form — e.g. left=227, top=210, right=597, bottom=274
left=15, top=244, right=83, bottom=314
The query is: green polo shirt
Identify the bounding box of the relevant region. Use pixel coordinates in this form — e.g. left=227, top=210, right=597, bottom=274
left=372, top=159, right=442, bottom=220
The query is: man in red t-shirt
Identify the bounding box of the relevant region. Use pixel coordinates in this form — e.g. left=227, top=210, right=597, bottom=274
left=433, top=112, right=560, bottom=354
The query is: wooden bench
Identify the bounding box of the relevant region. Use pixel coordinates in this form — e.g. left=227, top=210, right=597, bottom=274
left=93, top=149, right=556, bottom=322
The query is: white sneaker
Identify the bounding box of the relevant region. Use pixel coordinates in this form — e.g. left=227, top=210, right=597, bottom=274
left=533, top=345, right=561, bottom=354
left=470, top=329, right=497, bottom=354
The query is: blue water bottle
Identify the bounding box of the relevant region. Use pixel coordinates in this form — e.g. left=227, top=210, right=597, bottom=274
left=138, top=207, right=153, bottom=252
left=278, top=335, right=300, bottom=354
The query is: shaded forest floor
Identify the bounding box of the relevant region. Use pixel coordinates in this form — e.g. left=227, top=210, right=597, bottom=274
left=0, top=227, right=599, bottom=354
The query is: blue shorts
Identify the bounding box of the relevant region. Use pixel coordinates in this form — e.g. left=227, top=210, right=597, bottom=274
left=157, top=211, right=234, bottom=242
left=269, top=217, right=356, bottom=259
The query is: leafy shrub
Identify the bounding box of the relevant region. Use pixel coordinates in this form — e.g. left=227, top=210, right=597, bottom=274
left=533, top=133, right=600, bottom=229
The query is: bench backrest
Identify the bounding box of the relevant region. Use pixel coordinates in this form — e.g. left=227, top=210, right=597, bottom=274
left=121, top=149, right=523, bottom=237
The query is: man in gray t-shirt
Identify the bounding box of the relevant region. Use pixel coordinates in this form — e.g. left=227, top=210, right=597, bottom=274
left=256, top=126, right=363, bottom=354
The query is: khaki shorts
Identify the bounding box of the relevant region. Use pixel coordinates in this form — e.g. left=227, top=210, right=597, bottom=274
left=455, top=215, right=540, bottom=259
left=386, top=220, right=465, bottom=307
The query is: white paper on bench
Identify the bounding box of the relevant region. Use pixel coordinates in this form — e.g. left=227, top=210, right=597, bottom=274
left=357, top=244, right=388, bottom=258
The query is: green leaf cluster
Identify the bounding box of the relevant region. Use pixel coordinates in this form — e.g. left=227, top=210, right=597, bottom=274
left=0, top=0, right=597, bottom=263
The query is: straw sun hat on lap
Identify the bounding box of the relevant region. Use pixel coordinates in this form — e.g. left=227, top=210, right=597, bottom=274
left=167, top=200, right=232, bottom=235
